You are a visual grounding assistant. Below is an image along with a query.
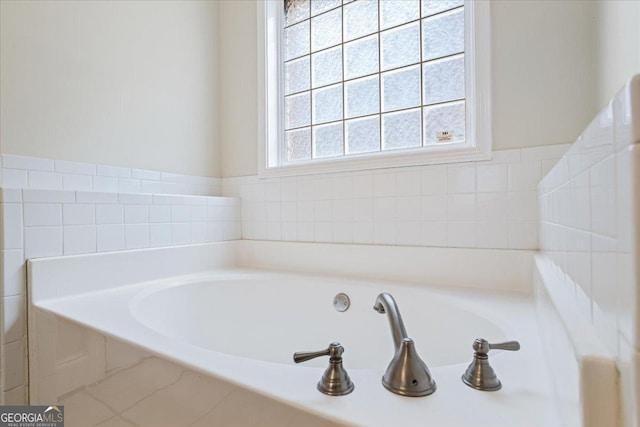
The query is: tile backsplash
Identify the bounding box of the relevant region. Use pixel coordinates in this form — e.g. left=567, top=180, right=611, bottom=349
left=538, top=76, right=640, bottom=425
left=223, top=144, right=568, bottom=250
left=0, top=154, right=221, bottom=196
left=0, top=154, right=236, bottom=405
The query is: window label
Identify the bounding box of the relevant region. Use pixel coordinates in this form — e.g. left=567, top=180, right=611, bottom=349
left=436, top=131, right=455, bottom=143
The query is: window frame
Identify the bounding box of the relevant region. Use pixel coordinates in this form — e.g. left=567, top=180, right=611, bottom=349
left=258, top=0, right=491, bottom=178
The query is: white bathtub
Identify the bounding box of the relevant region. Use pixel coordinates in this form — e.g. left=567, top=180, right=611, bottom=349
left=28, top=242, right=562, bottom=426
left=131, top=271, right=506, bottom=370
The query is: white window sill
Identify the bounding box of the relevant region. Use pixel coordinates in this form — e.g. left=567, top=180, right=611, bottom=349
left=258, top=142, right=490, bottom=178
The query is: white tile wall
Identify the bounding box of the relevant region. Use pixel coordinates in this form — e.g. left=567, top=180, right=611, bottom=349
left=0, top=186, right=239, bottom=404
left=0, top=155, right=221, bottom=196
left=538, top=76, right=640, bottom=426
left=223, top=144, right=567, bottom=250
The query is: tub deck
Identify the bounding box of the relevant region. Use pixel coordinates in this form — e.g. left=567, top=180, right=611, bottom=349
left=31, top=266, right=560, bottom=427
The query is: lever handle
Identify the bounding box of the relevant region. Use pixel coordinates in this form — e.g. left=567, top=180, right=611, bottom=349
left=293, top=342, right=344, bottom=364
left=472, top=338, right=520, bottom=354
left=488, top=341, right=520, bottom=351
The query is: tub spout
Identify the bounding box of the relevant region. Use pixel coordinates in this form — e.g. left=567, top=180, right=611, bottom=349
left=373, top=292, right=436, bottom=397
left=373, top=293, right=408, bottom=351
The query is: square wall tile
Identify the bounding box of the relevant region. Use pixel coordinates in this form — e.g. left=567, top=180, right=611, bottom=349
left=508, top=160, right=541, bottom=191
left=1, top=250, right=26, bottom=296
left=352, top=174, right=374, bottom=198
left=477, top=164, right=507, bottom=193
left=63, top=204, right=95, bottom=225
left=3, top=154, right=53, bottom=171
left=1, top=203, right=24, bottom=249
left=374, top=221, right=396, bottom=245
left=2, top=169, right=28, bottom=188
left=124, top=205, right=149, bottom=224
left=508, top=221, right=538, bottom=249
left=396, top=170, right=421, bottom=196
left=64, top=226, right=97, bottom=255
left=149, top=205, right=171, bottom=223
left=28, top=171, right=63, bottom=190
left=24, top=203, right=62, bottom=227
left=447, top=221, right=476, bottom=247
left=421, top=165, right=447, bottom=195
left=24, top=227, right=62, bottom=259
left=171, top=223, right=191, bottom=245
left=374, top=172, right=397, bottom=197
left=397, top=221, right=420, bottom=245
left=476, top=221, right=508, bottom=249
left=476, top=192, right=508, bottom=221
left=421, top=221, right=447, bottom=247
left=96, top=205, right=124, bottom=225
left=150, top=223, right=172, bottom=247
left=447, top=194, right=476, bottom=221
left=97, top=225, right=125, bottom=252
left=447, top=164, right=475, bottom=194
left=92, top=176, right=118, bottom=193
left=63, top=174, right=93, bottom=191
left=125, top=224, right=150, bottom=249
left=352, top=221, right=373, bottom=243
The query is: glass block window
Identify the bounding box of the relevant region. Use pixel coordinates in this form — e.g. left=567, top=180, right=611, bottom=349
left=282, top=0, right=465, bottom=164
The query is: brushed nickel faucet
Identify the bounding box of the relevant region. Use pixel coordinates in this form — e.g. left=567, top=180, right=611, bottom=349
left=373, top=292, right=436, bottom=397
left=293, top=342, right=354, bottom=396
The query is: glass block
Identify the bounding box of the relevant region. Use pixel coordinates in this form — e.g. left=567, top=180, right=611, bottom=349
left=285, top=91, right=311, bottom=129
left=423, top=100, right=465, bottom=145
left=344, top=35, right=379, bottom=80
left=285, top=20, right=310, bottom=61
left=311, top=0, right=341, bottom=16
left=422, top=54, right=465, bottom=105
left=312, top=46, right=342, bottom=88
left=345, top=75, right=379, bottom=118
left=381, top=65, right=421, bottom=112
left=313, top=122, right=344, bottom=158
left=285, top=0, right=311, bottom=26
left=286, top=127, right=312, bottom=161
left=344, top=0, right=378, bottom=42
left=421, top=0, right=463, bottom=17
left=312, top=83, right=343, bottom=124
left=346, top=116, right=380, bottom=154
left=311, top=7, right=342, bottom=52
left=422, top=8, right=464, bottom=61
left=380, top=0, right=419, bottom=30
left=285, top=56, right=311, bottom=95
left=380, top=22, right=420, bottom=71
left=382, top=108, right=422, bottom=150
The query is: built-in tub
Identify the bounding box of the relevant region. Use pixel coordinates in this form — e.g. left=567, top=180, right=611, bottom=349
left=131, top=272, right=506, bottom=369
left=28, top=242, right=561, bottom=426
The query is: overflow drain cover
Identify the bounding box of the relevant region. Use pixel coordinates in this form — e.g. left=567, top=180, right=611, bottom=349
left=333, top=293, right=350, bottom=312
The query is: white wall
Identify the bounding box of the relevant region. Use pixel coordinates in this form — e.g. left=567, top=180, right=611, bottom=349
left=595, top=0, right=640, bottom=109
left=218, top=0, right=598, bottom=177
left=491, top=0, right=597, bottom=150
left=219, top=0, right=259, bottom=179
left=0, top=0, right=221, bottom=177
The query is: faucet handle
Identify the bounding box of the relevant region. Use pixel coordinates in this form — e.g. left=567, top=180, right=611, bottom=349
left=293, top=342, right=344, bottom=363
left=463, top=338, right=520, bottom=391
left=293, top=342, right=354, bottom=396
left=473, top=338, right=520, bottom=354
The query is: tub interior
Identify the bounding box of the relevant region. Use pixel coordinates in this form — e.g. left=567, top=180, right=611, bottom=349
left=131, top=273, right=506, bottom=370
